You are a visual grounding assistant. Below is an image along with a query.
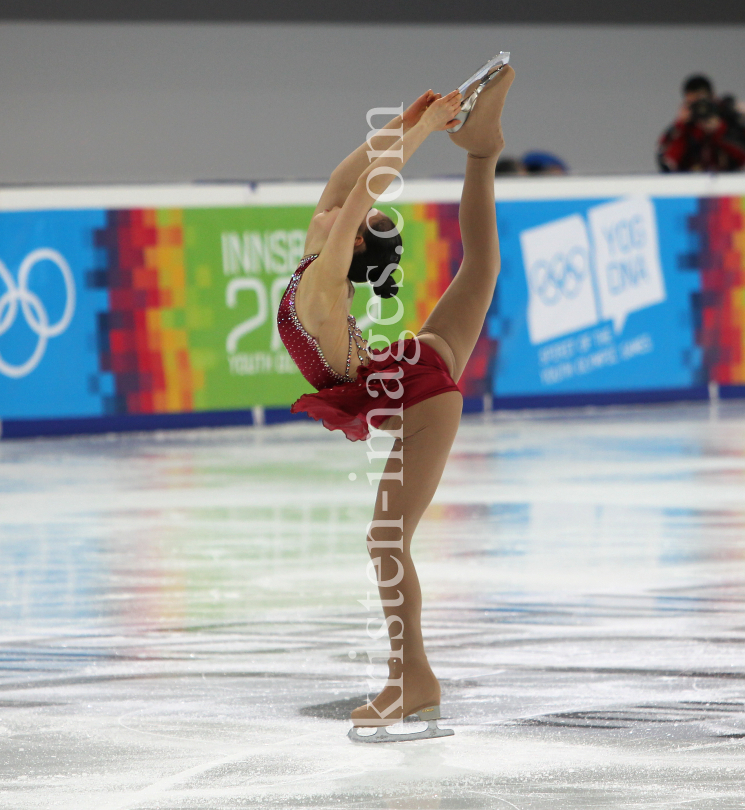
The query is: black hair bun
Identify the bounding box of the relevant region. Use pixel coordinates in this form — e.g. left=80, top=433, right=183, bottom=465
left=347, top=214, right=403, bottom=299
left=370, top=267, right=399, bottom=299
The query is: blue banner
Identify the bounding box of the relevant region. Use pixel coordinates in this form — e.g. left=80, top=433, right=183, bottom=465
left=0, top=210, right=111, bottom=419
left=492, top=196, right=704, bottom=397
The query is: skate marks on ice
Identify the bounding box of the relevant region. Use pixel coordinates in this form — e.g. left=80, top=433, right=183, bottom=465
left=515, top=700, right=745, bottom=734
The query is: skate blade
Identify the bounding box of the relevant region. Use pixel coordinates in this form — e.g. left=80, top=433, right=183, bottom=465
left=348, top=719, right=455, bottom=743
left=456, top=51, right=511, bottom=96
left=448, top=52, right=511, bottom=133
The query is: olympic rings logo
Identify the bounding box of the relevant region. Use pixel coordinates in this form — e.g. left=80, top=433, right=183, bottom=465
left=528, top=246, right=589, bottom=306
left=0, top=248, right=75, bottom=379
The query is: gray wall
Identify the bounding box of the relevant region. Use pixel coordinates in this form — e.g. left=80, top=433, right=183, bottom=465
left=0, top=22, right=743, bottom=185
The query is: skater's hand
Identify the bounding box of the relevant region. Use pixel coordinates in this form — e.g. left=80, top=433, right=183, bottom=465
left=420, top=90, right=462, bottom=132
left=403, top=90, right=438, bottom=129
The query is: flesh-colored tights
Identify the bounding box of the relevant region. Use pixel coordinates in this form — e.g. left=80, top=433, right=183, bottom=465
left=351, top=153, right=501, bottom=725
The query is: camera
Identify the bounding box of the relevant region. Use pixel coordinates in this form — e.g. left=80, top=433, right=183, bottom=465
left=689, top=98, right=718, bottom=122
left=689, top=94, right=744, bottom=128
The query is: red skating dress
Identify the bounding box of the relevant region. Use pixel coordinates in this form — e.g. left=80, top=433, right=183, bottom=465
left=277, top=255, right=460, bottom=442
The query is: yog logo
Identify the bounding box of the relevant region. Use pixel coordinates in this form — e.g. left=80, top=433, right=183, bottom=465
left=0, top=248, right=76, bottom=379
left=519, top=197, right=667, bottom=346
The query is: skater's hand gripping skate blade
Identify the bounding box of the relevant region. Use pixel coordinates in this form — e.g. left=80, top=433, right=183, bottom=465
left=420, top=89, right=463, bottom=132
left=403, top=89, right=438, bottom=129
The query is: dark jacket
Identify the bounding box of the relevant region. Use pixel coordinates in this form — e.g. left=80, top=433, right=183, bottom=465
left=658, top=115, right=745, bottom=172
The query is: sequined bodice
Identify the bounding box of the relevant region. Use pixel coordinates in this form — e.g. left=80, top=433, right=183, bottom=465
left=277, top=255, right=368, bottom=391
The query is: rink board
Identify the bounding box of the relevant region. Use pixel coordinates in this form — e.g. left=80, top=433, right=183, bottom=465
left=0, top=176, right=744, bottom=436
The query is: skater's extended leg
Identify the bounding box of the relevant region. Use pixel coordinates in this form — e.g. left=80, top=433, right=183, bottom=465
left=418, top=152, right=501, bottom=382
left=351, top=390, right=462, bottom=725
left=417, top=64, right=513, bottom=382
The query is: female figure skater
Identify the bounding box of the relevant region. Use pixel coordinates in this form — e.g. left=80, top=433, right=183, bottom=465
left=277, top=59, right=514, bottom=741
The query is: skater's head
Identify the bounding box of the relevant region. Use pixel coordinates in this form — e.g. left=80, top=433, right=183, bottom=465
left=347, top=209, right=402, bottom=299
left=683, top=74, right=714, bottom=104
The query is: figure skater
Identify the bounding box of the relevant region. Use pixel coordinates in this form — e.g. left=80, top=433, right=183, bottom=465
left=277, top=55, right=514, bottom=742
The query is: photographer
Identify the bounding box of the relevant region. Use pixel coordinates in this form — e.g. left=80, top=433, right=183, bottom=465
left=658, top=75, right=745, bottom=172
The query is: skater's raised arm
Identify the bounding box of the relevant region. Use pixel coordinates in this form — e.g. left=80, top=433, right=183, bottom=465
left=309, top=91, right=462, bottom=288
left=310, top=91, right=440, bottom=218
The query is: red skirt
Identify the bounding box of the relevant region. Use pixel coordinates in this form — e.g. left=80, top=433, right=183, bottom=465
left=291, top=338, right=460, bottom=442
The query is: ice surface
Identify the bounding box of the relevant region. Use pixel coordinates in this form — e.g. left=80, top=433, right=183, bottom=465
left=1, top=402, right=745, bottom=809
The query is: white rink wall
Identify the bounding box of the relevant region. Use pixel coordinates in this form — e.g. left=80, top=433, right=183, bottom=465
left=2, top=173, right=745, bottom=210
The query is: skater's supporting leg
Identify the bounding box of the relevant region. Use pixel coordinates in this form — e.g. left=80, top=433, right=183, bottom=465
left=351, top=390, right=462, bottom=725
left=350, top=65, right=514, bottom=727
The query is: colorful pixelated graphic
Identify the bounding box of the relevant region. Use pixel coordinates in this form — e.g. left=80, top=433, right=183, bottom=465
left=90, top=209, right=200, bottom=415
left=689, top=197, right=745, bottom=385
left=407, top=202, right=496, bottom=398
left=83, top=204, right=465, bottom=416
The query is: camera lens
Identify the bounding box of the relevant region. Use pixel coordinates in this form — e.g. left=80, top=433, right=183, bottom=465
left=690, top=99, right=716, bottom=121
